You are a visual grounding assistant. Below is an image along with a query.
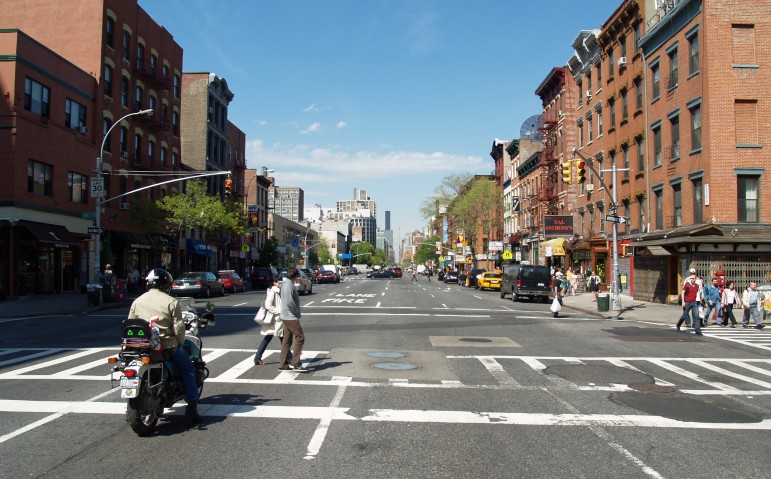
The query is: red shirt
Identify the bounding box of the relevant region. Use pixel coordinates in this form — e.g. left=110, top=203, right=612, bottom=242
left=682, top=282, right=699, bottom=302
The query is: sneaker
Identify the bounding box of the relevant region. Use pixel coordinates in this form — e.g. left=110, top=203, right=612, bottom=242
left=695, top=331, right=703, bottom=336
left=743, top=324, right=749, bottom=328
left=730, top=325, right=736, bottom=328
left=289, top=365, right=310, bottom=372
left=278, top=366, right=290, bottom=371
left=756, top=324, right=765, bottom=330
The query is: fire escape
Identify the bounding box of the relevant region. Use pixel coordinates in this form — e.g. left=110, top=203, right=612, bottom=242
left=537, top=114, right=560, bottom=216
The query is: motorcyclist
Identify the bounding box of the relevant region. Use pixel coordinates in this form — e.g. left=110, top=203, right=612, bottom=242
left=127, top=268, right=203, bottom=423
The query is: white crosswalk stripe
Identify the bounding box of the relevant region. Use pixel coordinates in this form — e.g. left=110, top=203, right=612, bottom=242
left=695, top=326, right=771, bottom=351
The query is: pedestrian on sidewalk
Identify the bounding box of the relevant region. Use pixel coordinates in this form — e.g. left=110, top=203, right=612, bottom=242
left=678, top=274, right=702, bottom=335
left=701, top=277, right=721, bottom=327
left=720, top=280, right=740, bottom=327
left=567, top=268, right=577, bottom=296
left=586, top=270, right=600, bottom=301
left=278, top=267, right=309, bottom=372
left=741, top=281, right=766, bottom=329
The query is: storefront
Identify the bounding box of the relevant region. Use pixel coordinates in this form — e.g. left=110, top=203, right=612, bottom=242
left=539, top=238, right=567, bottom=270
left=186, top=239, right=215, bottom=272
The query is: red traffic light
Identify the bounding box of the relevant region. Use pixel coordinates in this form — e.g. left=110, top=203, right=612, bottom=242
left=577, top=161, right=586, bottom=168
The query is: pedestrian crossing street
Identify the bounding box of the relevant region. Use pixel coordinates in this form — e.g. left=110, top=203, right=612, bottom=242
left=1, top=346, right=771, bottom=396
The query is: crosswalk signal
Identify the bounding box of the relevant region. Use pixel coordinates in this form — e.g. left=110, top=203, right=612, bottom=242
left=224, top=177, right=233, bottom=197
left=575, top=160, right=587, bottom=184
left=561, top=161, right=572, bottom=184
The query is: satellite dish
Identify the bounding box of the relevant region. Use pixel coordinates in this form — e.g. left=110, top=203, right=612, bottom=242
left=520, top=114, right=543, bottom=141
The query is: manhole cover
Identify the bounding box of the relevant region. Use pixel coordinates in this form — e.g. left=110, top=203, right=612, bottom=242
left=368, top=352, right=407, bottom=358
left=371, top=362, right=419, bottom=370
left=459, top=338, right=493, bottom=343
left=629, top=383, right=677, bottom=393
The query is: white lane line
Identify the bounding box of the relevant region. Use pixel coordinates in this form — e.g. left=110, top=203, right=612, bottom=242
left=381, top=292, right=386, bottom=296
left=233, top=302, right=248, bottom=307
left=305, top=384, right=348, bottom=460
left=473, top=295, right=482, bottom=299
left=430, top=294, right=435, bottom=298
left=305, top=301, right=315, bottom=307
left=688, top=359, right=771, bottom=389
left=607, top=359, right=676, bottom=387
left=376, top=302, right=381, bottom=308
left=734, top=360, right=771, bottom=378
left=51, top=355, right=116, bottom=377
left=648, top=359, right=744, bottom=393
left=478, top=357, right=520, bottom=386
left=442, top=304, right=447, bottom=308
left=214, top=356, right=256, bottom=381
left=302, top=313, right=490, bottom=318
left=0, top=348, right=102, bottom=376
left=0, top=349, right=66, bottom=368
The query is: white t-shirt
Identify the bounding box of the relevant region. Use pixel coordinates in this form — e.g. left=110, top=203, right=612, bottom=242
left=722, top=289, right=739, bottom=306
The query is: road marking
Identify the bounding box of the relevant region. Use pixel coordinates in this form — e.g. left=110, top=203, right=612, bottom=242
left=233, top=302, right=248, bottom=307
left=647, top=359, right=744, bottom=393
left=305, top=385, right=348, bottom=459
left=478, top=357, right=520, bottom=386
left=305, top=301, right=315, bottom=306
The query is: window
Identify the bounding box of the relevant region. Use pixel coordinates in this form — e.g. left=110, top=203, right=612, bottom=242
left=135, top=86, right=144, bottom=110
left=622, top=199, right=630, bottom=234
left=738, top=175, right=759, bottom=223
left=689, top=32, right=700, bottom=74
left=149, top=95, right=157, bottom=112
left=173, top=74, right=180, bottom=98
left=172, top=151, right=178, bottom=169
left=588, top=115, right=593, bottom=143
left=586, top=72, right=592, bottom=93
left=653, top=125, right=662, bottom=167
left=668, top=48, right=678, bottom=89
left=24, top=78, right=51, bottom=117
left=160, top=146, right=167, bottom=165
left=651, top=63, right=660, bottom=99
left=105, top=17, right=115, bottom=48
left=622, top=145, right=630, bottom=179
left=636, top=136, right=644, bottom=171
left=620, top=35, right=627, bottom=60
left=119, top=126, right=128, bottom=155
left=162, top=65, right=169, bottom=80
left=637, top=195, right=645, bottom=231
left=670, top=116, right=680, bottom=161
left=104, top=65, right=113, bottom=96
left=148, top=140, right=155, bottom=167
left=577, top=80, right=583, bottom=107
left=122, top=31, right=130, bottom=60
left=673, top=184, right=682, bottom=227
left=690, top=104, right=702, bottom=150
left=621, top=89, right=628, bottom=119
left=634, top=23, right=641, bottom=51
left=655, top=190, right=663, bottom=230
left=28, top=160, right=52, bottom=196
left=134, top=134, right=142, bottom=163
left=596, top=62, right=602, bottom=86
left=120, top=176, right=127, bottom=196
left=172, top=111, right=179, bottom=136
left=68, top=172, right=88, bottom=204
left=136, top=43, right=144, bottom=69
left=597, top=109, right=603, bottom=137
left=65, top=98, right=86, bottom=130
left=578, top=122, right=584, bottom=148
left=692, top=178, right=703, bottom=224
left=103, top=119, right=112, bottom=152
left=609, top=99, right=616, bottom=128
left=608, top=48, right=615, bottom=78
left=121, top=77, right=129, bottom=108
left=634, top=78, right=642, bottom=110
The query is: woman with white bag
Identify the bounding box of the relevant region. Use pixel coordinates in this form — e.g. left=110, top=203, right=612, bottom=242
left=253, top=278, right=291, bottom=365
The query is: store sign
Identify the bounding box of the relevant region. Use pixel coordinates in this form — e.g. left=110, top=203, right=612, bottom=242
left=543, top=215, right=574, bottom=238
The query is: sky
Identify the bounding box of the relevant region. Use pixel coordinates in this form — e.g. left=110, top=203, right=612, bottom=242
left=139, top=0, right=620, bottom=242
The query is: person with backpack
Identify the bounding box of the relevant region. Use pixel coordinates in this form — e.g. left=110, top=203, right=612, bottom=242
left=586, top=270, right=600, bottom=302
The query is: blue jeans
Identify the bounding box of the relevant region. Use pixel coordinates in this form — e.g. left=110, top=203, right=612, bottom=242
left=743, top=305, right=762, bottom=326
left=254, top=335, right=290, bottom=363
left=170, top=347, right=198, bottom=402
left=703, top=302, right=718, bottom=325
left=677, top=301, right=701, bottom=332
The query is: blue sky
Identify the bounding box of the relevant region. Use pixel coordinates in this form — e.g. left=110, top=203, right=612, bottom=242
left=139, top=0, right=619, bottom=240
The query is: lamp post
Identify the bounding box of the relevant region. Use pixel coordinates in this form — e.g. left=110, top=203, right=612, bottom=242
left=93, top=109, right=153, bottom=286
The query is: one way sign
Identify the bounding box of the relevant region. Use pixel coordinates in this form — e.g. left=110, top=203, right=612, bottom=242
left=605, top=215, right=627, bottom=224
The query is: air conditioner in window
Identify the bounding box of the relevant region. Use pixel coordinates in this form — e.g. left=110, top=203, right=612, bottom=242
left=119, top=203, right=130, bottom=211
left=586, top=183, right=595, bottom=193
left=618, top=57, right=628, bottom=66
left=586, top=91, right=592, bottom=99
left=120, top=151, right=129, bottom=159
left=79, top=126, right=89, bottom=134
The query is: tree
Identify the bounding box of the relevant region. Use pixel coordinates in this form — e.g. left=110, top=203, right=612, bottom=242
left=316, top=237, right=334, bottom=265
left=351, top=241, right=375, bottom=265
left=258, top=237, right=280, bottom=266
left=420, top=172, right=475, bottom=222
left=413, top=235, right=441, bottom=265
left=450, top=176, right=502, bottom=260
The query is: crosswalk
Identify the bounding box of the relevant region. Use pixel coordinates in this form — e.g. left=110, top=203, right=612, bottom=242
left=1, top=347, right=770, bottom=396
left=680, top=325, right=771, bottom=351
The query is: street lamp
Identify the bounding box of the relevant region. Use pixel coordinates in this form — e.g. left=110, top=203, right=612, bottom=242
left=93, top=109, right=153, bottom=286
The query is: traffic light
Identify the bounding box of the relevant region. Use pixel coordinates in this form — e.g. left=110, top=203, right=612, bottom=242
left=561, top=161, right=572, bottom=184
left=224, top=177, right=233, bottom=197
left=575, top=160, right=587, bottom=184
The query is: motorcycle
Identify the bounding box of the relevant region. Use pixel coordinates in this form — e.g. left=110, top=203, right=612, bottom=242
left=108, top=298, right=215, bottom=435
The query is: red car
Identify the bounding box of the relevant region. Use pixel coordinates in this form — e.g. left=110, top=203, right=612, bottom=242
left=392, top=267, right=403, bottom=278
left=217, top=270, right=245, bottom=293
left=317, top=269, right=338, bottom=284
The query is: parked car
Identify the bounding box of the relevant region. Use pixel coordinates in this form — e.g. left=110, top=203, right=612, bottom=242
left=464, top=268, right=487, bottom=288
left=477, top=272, right=502, bottom=291
left=217, top=270, right=245, bottom=293
left=368, top=269, right=397, bottom=279
left=280, top=269, right=313, bottom=295
left=392, top=267, right=403, bottom=278
left=317, top=269, right=338, bottom=284
left=443, top=270, right=459, bottom=284
left=251, top=266, right=279, bottom=290
left=500, top=264, right=552, bottom=302
left=172, top=271, right=225, bottom=298
left=301, top=268, right=318, bottom=283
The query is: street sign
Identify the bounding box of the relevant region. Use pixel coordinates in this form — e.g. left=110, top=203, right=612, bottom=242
left=502, top=250, right=513, bottom=260
left=87, top=227, right=103, bottom=235
left=605, top=215, right=627, bottom=224
left=90, top=177, right=104, bottom=198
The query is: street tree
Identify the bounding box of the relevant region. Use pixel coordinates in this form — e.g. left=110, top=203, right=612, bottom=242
left=316, top=237, right=334, bottom=265
left=450, top=176, right=502, bottom=261
left=351, top=241, right=375, bottom=265
left=413, top=235, right=441, bottom=265
left=420, top=172, right=474, bottom=222
left=258, top=237, right=280, bottom=267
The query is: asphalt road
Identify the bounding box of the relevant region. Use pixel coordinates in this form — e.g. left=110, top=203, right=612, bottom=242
left=1, top=276, right=770, bottom=479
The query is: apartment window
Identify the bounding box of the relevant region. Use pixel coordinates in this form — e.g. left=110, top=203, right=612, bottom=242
left=104, top=65, right=113, bottom=97
left=122, top=31, right=130, bottom=61
left=690, top=103, right=702, bottom=150
left=588, top=116, right=593, bottom=143
left=172, top=111, right=179, bottom=136
left=135, top=86, right=144, bottom=110
left=103, top=119, right=112, bottom=152
left=161, top=103, right=168, bottom=121
left=172, top=151, right=178, bottom=169
left=596, top=62, right=602, bottom=86
left=738, top=175, right=759, bottom=223
left=149, top=54, right=157, bottom=74
left=688, top=32, right=700, bottom=74
left=621, top=89, right=628, bottom=119
left=119, top=126, right=128, bottom=155
left=148, top=140, right=155, bottom=167
left=120, top=77, right=129, bottom=108
left=24, top=77, right=51, bottom=117
left=622, top=145, right=630, bottom=179
left=692, top=178, right=703, bottom=224
left=620, top=35, right=627, bottom=60
left=655, top=190, right=663, bottom=230
left=136, top=43, right=145, bottom=69
left=586, top=72, right=592, bottom=93
left=148, top=95, right=157, bottom=112
left=105, top=17, right=115, bottom=48
left=597, top=109, right=603, bottom=137
left=673, top=183, right=682, bottom=226
left=578, top=122, right=584, bottom=147
left=65, top=98, right=86, bottom=130
left=160, top=146, right=167, bottom=165
left=162, top=64, right=169, bottom=80
left=634, top=78, right=642, bottom=110
left=622, top=199, right=630, bottom=234
left=668, top=48, right=678, bottom=89
left=173, top=74, right=180, bottom=98
left=120, top=176, right=127, bottom=196
left=68, top=172, right=88, bottom=204
left=653, top=124, right=662, bottom=167
left=134, top=134, right=142, bottom=163
left=636, top=136, right=644, bottom=171
left=670, top=115, right=680, bottom=161
left=608, top=48, right=615, bottom=78
left=28, top=160, right=53, bottom=196
left=637, top=195, right=645, bottom=231
left=578, top=81, right=583, bottom=107
left=634, top=23, right=641, bottom=51
left=608, top=99, right=616, bottom=128
left=651, top=63, right=660, bottom=99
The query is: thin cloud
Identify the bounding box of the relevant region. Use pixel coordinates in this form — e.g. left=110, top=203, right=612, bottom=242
left=304, top=103, right=319, bottom=113
left=398, top=4, right=441, bottom=54
left=336, top=120, right=348, bottom=129
left=300, top=122, right=321, bottom=134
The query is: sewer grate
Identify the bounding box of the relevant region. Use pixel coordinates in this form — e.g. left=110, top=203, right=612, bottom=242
left=371, top=362, right=419, bottom=370
left=459, top=338, right=493, bottom=343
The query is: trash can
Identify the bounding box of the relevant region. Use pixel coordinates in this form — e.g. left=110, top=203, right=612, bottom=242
left=597, top=293, right=610, bottom=312
left=87, top=284, right=103, bottom=306
left=115, top=279, right=125, bottom=302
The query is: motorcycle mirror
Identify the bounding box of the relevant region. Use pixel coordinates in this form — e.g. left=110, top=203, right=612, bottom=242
left=202, top=312, right=216, bottom=327
left=205, top=301, right=215, bottom=312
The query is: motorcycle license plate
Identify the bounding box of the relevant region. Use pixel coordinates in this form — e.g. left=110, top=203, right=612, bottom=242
left=120, top=377, right=139, bottom=398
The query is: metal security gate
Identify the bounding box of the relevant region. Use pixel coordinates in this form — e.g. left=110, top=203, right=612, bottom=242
left=688, top=257, right=771, bottom=289
left=633, top=256, right=669, bottom=303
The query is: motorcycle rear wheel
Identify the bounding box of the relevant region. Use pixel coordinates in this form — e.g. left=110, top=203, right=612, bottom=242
left=126, top=385, right=159, bottom=436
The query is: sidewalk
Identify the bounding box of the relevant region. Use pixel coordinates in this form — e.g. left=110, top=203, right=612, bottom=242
left=0, top=291, right=136, bottom=319
left=562, top=290, right=684, bottom=326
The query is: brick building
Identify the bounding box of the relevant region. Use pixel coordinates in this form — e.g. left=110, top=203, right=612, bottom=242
left=0, top=0, right=183, bottom=297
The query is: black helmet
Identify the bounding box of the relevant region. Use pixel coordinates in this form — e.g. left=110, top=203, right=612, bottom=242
left=146, top=268, right=173, bottom=293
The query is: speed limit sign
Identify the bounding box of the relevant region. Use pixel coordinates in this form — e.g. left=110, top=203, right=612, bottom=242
left=90, top=177, right=104, bottom=198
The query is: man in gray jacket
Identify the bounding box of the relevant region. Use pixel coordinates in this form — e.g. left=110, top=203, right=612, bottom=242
left=278, top=267, right=309, bottom=372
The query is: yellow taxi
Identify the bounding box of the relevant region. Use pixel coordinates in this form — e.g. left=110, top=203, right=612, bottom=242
left=477, top=272, right=502, bottom=291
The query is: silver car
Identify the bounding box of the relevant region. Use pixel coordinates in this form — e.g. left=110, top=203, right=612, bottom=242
left=280, top=270, right=313, bottom=295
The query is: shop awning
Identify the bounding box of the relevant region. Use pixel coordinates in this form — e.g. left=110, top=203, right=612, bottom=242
left=148, top=232, right=177, bottom=248
left=187, top=239, right=214, bottom=256
left=111, top=231, right=152, bottom=250
left=539, top=237, right=566, bottom=257
left=19, top=220, right=80, bottom=246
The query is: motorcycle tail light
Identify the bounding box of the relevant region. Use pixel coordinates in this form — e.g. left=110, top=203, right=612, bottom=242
left=107, top=357, right=118, bottom=364
left=124, top=369, right=137, bottom=378
left=141, top=357, right=151, bottom=364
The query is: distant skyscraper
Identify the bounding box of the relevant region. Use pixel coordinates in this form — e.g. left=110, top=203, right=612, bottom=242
left=385, top=211, right=391, bottom=230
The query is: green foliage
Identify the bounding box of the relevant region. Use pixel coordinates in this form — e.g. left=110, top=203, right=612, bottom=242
left=351, top=241, right=375, bottom=265
left=258, top=237, right=280, bottom=266
left=156, top=180, right=243, bottom=235
left=450, top=177, right=502, bottom=253
left=316, top=237, right=334, bottom=265
left=413, top=235, right=441, bottom=265
left=420, top=172, right=474, bottom=221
